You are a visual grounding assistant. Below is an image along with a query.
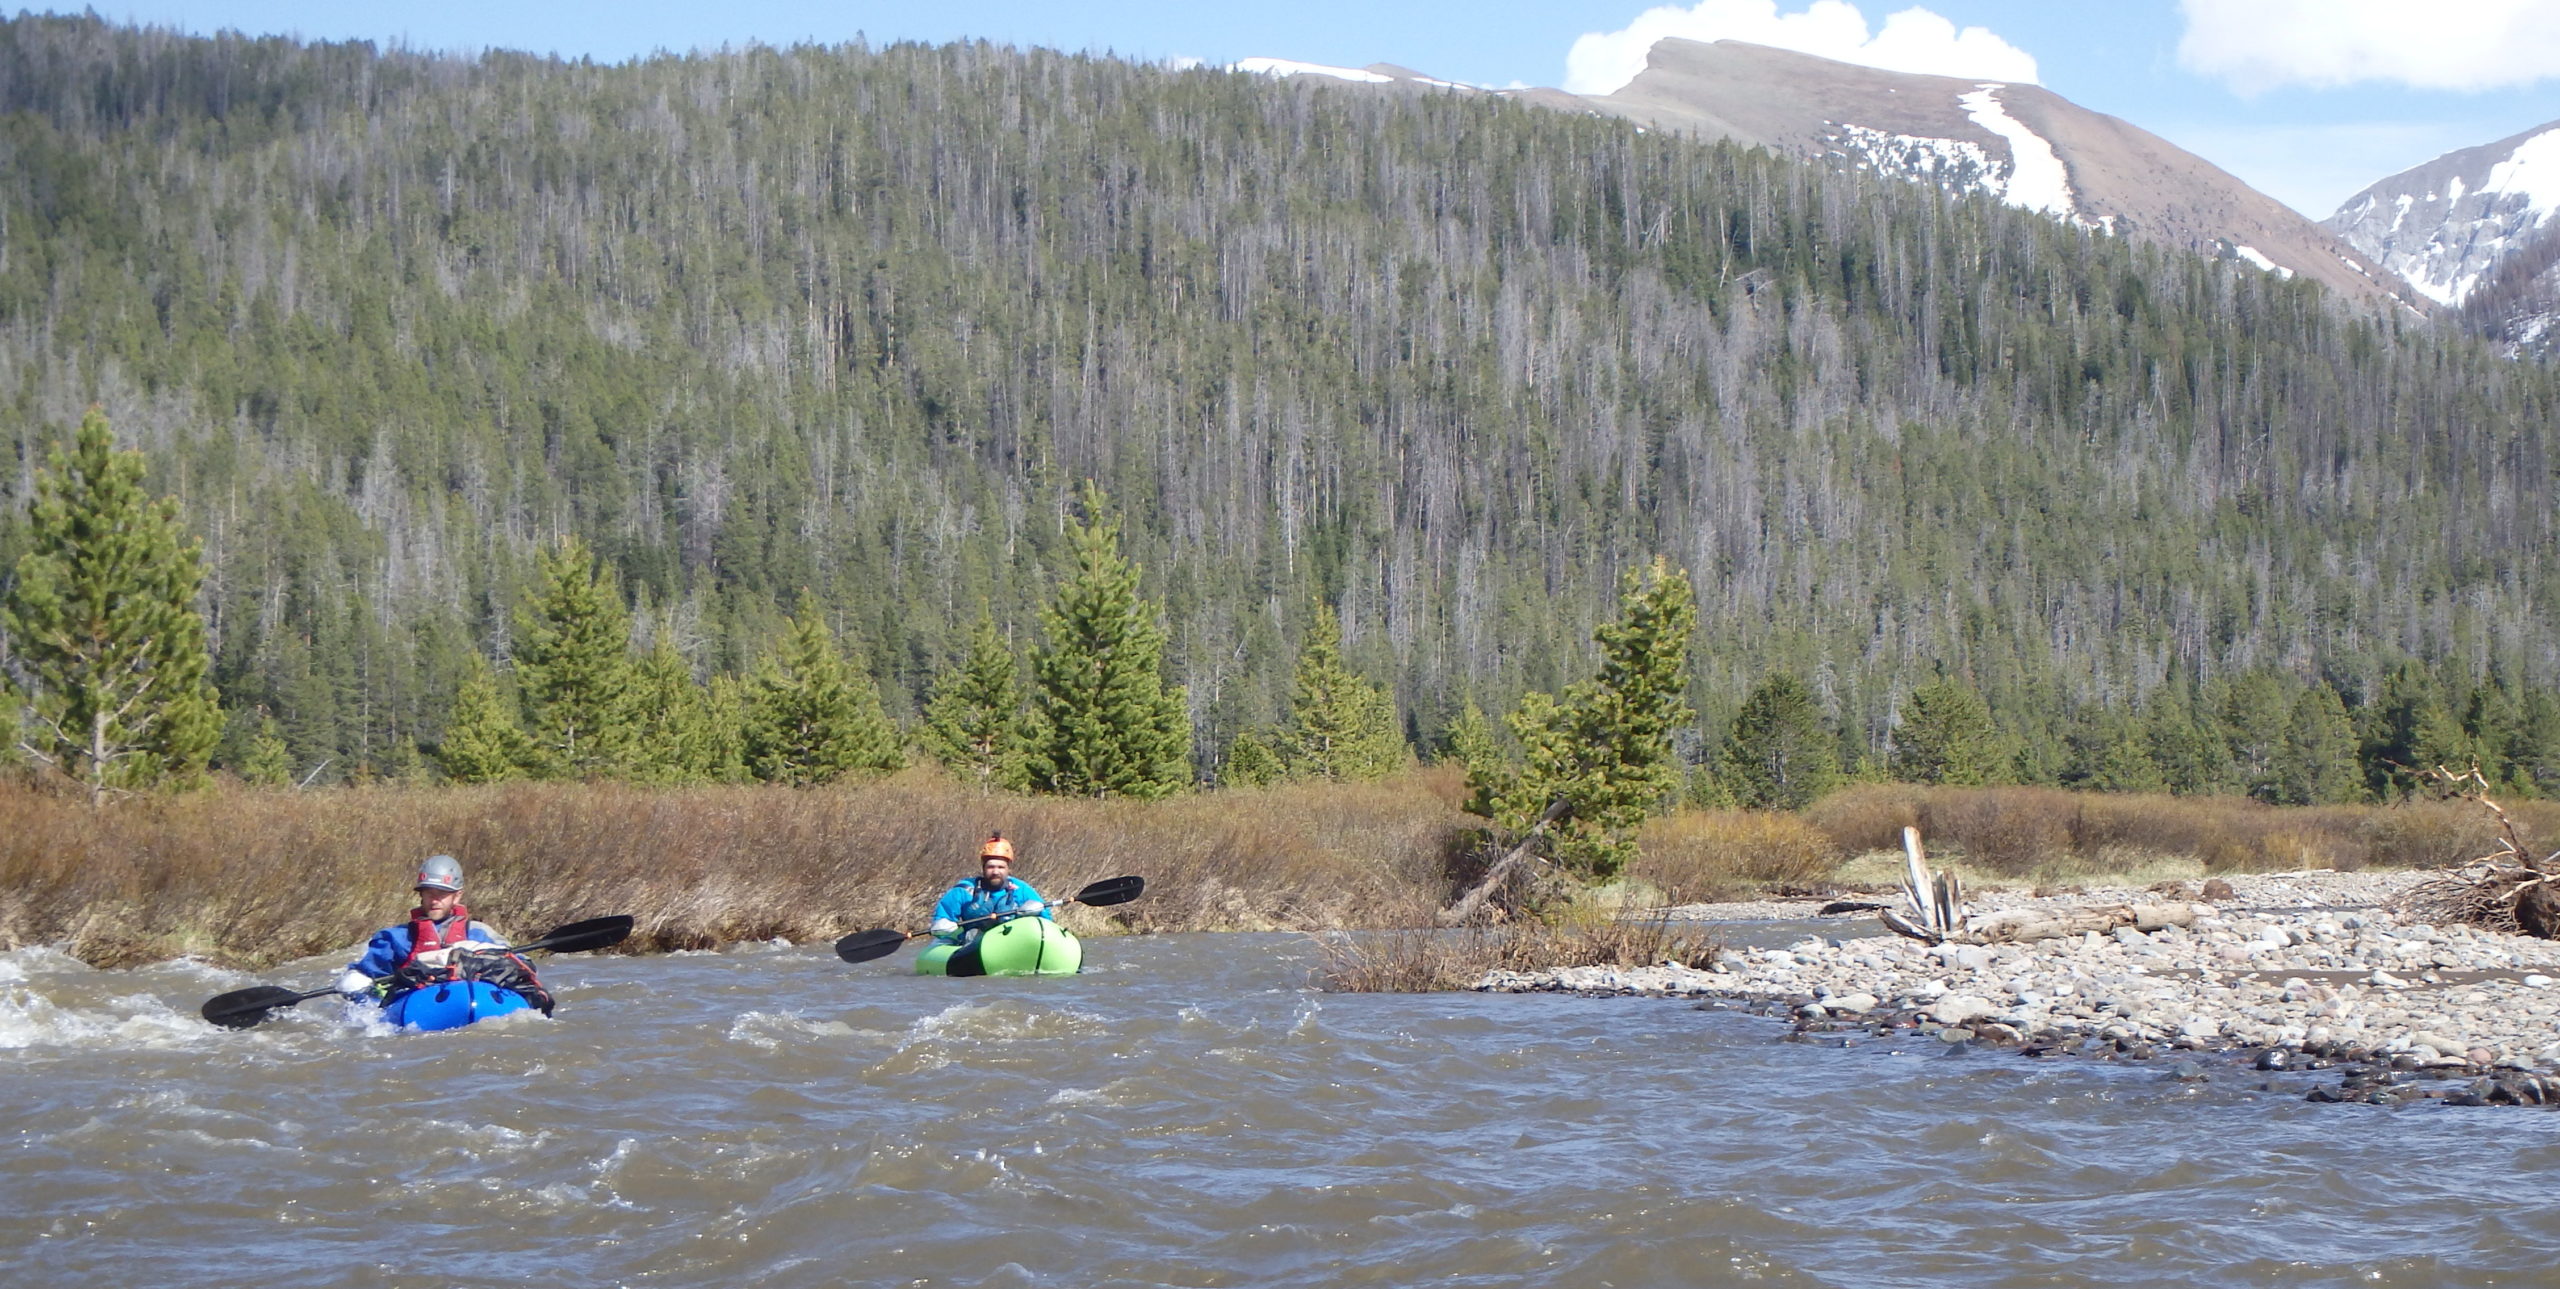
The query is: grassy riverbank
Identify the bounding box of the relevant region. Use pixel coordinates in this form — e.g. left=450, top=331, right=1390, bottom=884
left=0, top=770, right=1473, bottom=968
left=0, top=771, right=2535, bottom=969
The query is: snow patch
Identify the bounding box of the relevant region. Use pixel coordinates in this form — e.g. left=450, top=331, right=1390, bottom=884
left=2230, top=245, right=2292, bottom=279
left=1957, top=84, right=2074, bottom=218
left=1230, top=58, right=1392, bottom=85
left=1826, top=122, right=2000, bottom=194
left=2483, top=127, right=2560, bottom=225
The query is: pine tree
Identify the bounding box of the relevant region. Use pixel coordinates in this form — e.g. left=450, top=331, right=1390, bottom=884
left=700, top=675, right=752, bottom=783
left=1021, top=490, right=1191, bottom=799
left=622, top=634, right=727, bottom=783
left=744, top=608, right=904, bottom=785
left=2360, top=662, right=2469, bottom=797
left=1449, top=700, right=1510, bottom=819
left=1496, top=558, right=1697, bottom=879
left=434, top=657, right=538, bottom=784
left=4, top=410, right=221, bottom=803
left=2089, top=722, right=2168, bottom=795
left=1889, top=677, right=2004, bottom=786
left=2510, top=687, right=2560, bottom=800
left=2463, top=681, right=2527, bottom=793
left=1714, top=673, right=1841, bottom=810
left=239, top=710, right=293, bottom=787
left=2220, top=671, right=2294, bottom=802
left=1275, top=605, right=1406, bottom=781
left=2274, top=682, right=2361, bottom=805
left=1218, top=730, right=1284, bottom=788
left=2144, top=691, right=2233, bottom=796
left=920, top=614, right=1025, bottom=788
left=514, top=536, right=635, bottom=778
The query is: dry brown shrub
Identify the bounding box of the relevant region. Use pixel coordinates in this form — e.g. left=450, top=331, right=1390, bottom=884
left=2062, top=792, right=2249, bottom=858
left=1819, top=786, right=2381, bottom=880
left=1316, top=917, right=1720, bottom=993
left=2202, top=826, right=2352, bottom=874
left=0, top=770, right=1470, bottom=968
left=1915, top=787, right=2074, bottom=875
left=1804, top=783, right=1924, bottom=855
left=1634, top=810, right=1841, bottom=901
left=2357, top=800, right=2512, bottom=870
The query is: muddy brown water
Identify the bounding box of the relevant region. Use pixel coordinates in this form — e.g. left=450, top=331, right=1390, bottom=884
left=5, top=923, right=2556, bottom=1288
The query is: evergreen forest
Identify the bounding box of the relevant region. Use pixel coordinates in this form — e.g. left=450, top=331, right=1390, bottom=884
left=2, top=16, right=2557, bottom=802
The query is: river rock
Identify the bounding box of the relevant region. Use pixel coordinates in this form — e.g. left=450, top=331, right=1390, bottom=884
left=1481, top=871, right=2560, bottom=1088
left=1928, top=995, right=1997, bottom=1026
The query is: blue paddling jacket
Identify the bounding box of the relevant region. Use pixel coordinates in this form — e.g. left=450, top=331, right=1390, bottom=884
left=931, top=877, right=1049, bottom=943
left=346, top=914, right=506, bottom=979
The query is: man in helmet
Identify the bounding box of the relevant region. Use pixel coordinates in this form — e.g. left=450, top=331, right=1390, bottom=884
left=928, top=834, right=1051, bottom=945
left=337, top=855, right=509, bottom=999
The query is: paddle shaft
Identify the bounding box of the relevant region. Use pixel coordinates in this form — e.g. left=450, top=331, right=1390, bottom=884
left=834, top=875, right=1143, bottom=964
left=201, top=914, right=633, bottom=1029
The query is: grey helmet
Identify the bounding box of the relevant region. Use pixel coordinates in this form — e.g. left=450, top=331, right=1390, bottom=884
left=413, top=854, right=465, bottom=893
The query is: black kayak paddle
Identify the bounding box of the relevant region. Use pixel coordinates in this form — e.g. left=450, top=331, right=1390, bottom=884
left=834, top=875, right=1144, bottom=965
left=198, top=914, right=636, bottom=1030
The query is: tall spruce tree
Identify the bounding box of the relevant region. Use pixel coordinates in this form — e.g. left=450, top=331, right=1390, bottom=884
left=920, top=614, right=1026, bottom=788
left=2144, top=690, right=2234, bottom=796
left=1021, top=491, right=1191, bottom=799
left=1449, top=699, right=1509, bottom=819
left=1714, top=673, right=1841, bottom=810
left=2275, top=682, right=2362, bottom=805
left=238, top=709, right=293, bottom=788
left=1218, top=730, right=1285, bottom=788
left=2511, top=687, right=2560, bottom=799
left=2361, top=662, right=2470, bottom=796
left=744, top=608, right=904, bottom=785
left=1492, top=558, right=1697, bottom=879
left=622, top=634, right=734, bottom=783
left=2089, top=720, right=2169, bottom=795
left=4, top=410, right=220, bottom=803
left=1275, top=605, right=1406, bottom=781
left=2220, top=671, right=2295, bottom=802
left=433, top=657, right=538, bottom=784
left=514, top=536, right=635, bottom=778
left=1890, top=677, right=2004, bottom=786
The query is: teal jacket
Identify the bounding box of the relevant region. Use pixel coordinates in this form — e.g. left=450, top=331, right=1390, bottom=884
left=930, top=877, right=1049, bottom=942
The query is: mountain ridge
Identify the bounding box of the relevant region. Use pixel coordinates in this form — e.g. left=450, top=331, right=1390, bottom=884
left=1236, top=38, right=2419, bottom=311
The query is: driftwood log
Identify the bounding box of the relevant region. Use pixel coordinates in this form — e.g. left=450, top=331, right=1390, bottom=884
left=2387, top=765, right=2560, bottom=938
left=1880, top=900, right=2204, bottom=946
left=1435, top=798, right=1572, bottom=927
left=1878, top=826, right=2206, bottom=945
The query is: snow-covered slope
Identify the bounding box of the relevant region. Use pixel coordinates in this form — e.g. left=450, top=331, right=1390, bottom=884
left=1580, top=40, right=2404, bottom=307
left=1233, top=39, right=2409, bottom=311
left=2325, top=121, right=2560, bottom=307
left=1228, top=59, right=1476, bottom=93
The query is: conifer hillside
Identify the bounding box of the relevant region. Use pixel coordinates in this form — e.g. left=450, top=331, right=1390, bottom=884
left=0, top=17, right=2553, bottom=786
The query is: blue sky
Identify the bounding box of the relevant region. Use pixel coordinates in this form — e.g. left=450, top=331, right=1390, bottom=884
left=65, top=0, right=2560, bottom=216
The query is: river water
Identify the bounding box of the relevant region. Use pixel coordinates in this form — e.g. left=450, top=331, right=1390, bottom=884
left=6, top=924, right=2557, bottom=1288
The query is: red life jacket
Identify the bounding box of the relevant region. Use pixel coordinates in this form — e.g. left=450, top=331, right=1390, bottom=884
left=398, top=904, right=476, bottom=976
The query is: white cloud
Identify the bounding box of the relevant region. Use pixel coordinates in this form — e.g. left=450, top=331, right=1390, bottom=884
left=2178, top=0, right=2560, bottom=92
left=1563, top=1, right=2039, bottom=97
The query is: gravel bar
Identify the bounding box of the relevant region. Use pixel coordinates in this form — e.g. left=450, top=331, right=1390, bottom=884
left=1492, top=871, right=2560, bottom=1106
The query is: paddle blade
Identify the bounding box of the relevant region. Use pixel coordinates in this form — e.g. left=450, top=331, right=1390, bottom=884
left=1072, top=875, right=1145, bottom=909
left=200, top=985, right=314, bottom=1030
left=834, top=927, right=910, bottom=964
left=516, top=915, right=634, bottom=956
